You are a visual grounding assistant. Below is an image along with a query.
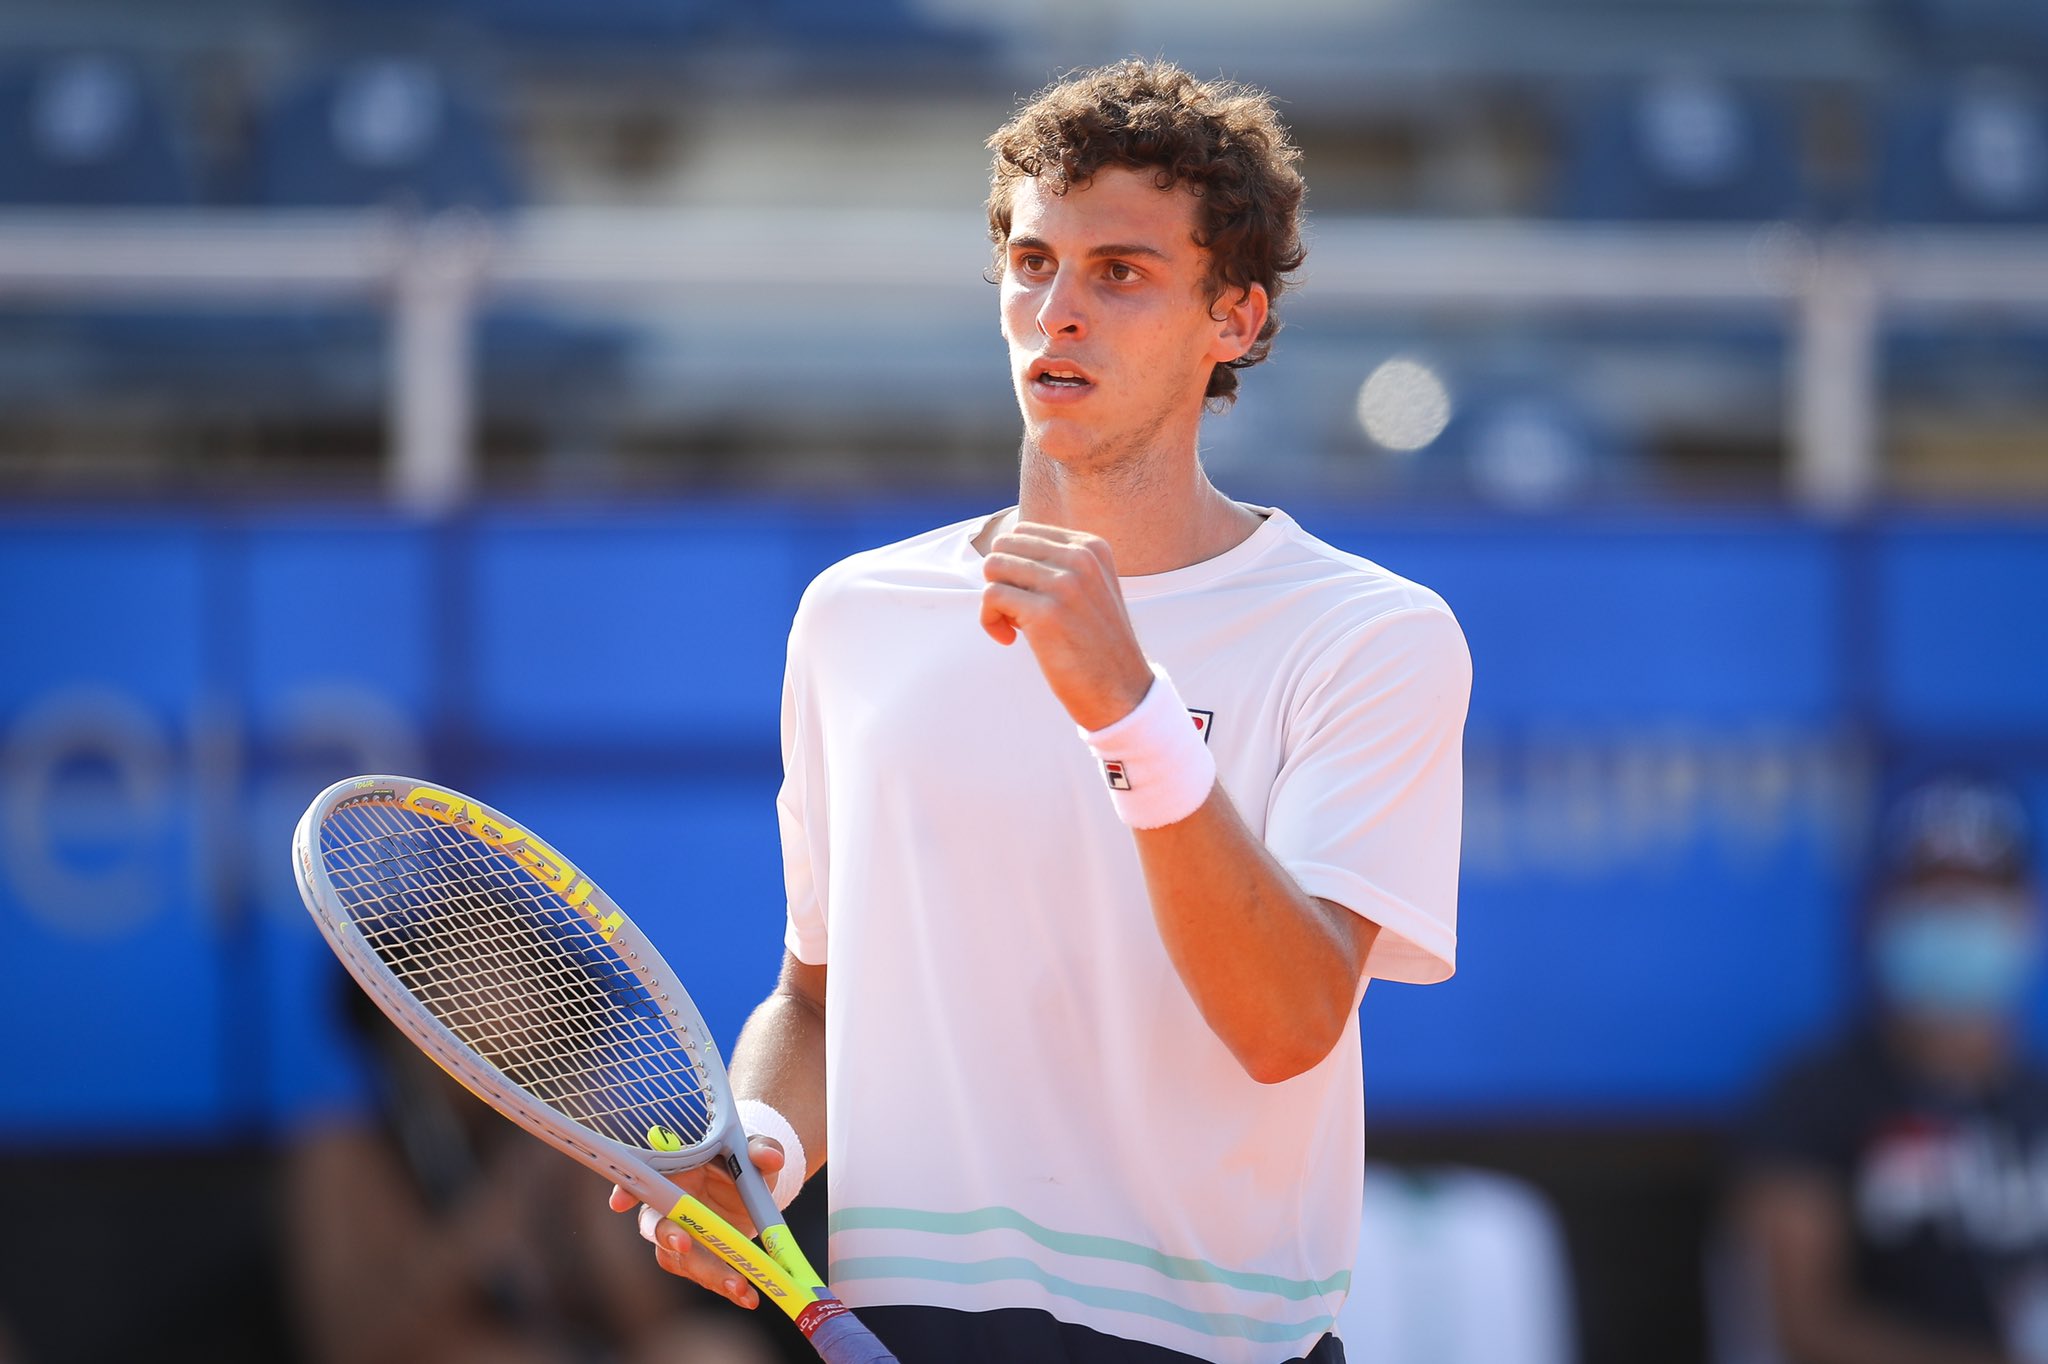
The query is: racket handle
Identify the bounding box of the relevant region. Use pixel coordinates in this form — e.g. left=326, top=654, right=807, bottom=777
left=805, top=1304, right=898, bottom=1363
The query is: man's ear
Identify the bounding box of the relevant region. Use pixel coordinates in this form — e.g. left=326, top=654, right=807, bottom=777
left=1208, top=281, right=1270, bottom=365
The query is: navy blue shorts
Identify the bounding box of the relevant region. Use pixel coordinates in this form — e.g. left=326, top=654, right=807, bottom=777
left=853, top=1304, right=1346, bottom=1364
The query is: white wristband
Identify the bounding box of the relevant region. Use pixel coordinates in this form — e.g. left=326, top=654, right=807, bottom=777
left=734, top=1098, right=808, bottom=1210
left=1079, top=663, right=1217, bottom=830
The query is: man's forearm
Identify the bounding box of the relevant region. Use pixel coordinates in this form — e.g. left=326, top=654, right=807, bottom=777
left=1133, top=786, right=1376, bottom=1084
left=729, top=959, right=830, bottom=1171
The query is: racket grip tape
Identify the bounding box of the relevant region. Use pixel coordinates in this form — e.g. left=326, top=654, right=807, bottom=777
left=798, top=1298, right=898, bottom=1363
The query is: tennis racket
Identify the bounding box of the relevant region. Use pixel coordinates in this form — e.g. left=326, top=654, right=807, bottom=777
left=292, top=774, right=896, bottom=1364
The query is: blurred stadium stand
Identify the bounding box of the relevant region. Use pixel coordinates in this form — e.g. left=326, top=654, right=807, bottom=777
left=1871, top=70, right=2048, bottom=437
left=246, top=55, right=521, bottom=212
left=0, top=3, right=2045, bottom=501
left=1555, top=74, right=1808, bottom=222
left=0, top=51, right=198, bottom=207
left=243, top=52, right=633, bottom=457
left=1873, top=70, right=2048, bottom=224
left=1430, top=372, right=1642, bottom=507
left=316, top=0, right=722, bottom=47
left=1885, top=0, right=2048, bottom=63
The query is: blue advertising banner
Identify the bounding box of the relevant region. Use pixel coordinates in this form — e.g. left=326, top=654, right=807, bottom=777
left=1, top=506, right=2042, bottom=1139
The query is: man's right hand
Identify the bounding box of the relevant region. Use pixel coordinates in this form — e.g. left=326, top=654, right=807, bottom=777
left=607, top=1134, right=786, bottom=1311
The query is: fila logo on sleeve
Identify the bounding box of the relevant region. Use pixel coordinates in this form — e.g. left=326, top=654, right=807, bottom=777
left=1188, top=709, right=1214, bottom=743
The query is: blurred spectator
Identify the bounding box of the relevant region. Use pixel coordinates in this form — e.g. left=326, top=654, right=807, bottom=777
left=1337, top=1164, right=1577, bottom=1364
left=286, top=980, right=774, bottom=1364
left=1731, top=774, right=2048, bottom=1364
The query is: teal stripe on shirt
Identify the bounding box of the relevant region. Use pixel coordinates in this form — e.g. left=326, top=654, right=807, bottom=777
left=828, top=1205, right=1351, bottom=1302
left=829, top=1253, right=1338, bottom=1345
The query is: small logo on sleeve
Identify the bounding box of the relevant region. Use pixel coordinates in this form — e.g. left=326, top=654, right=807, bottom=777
left=1102, top=760, right=1132, bottom=791
left=1188, top=709, right=1214, bottom=744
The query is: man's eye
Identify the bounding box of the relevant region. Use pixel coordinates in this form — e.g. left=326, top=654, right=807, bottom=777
left=1107, top=262, right=1136, bottom=282
left=1018, top=253, right=1050, bottom=273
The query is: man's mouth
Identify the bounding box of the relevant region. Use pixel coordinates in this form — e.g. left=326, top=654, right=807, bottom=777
left=1028, top=359, right=1095, bottom=396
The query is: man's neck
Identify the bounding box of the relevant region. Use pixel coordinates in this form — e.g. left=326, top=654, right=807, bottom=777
left=1005, top=441, right=1263, bottom=577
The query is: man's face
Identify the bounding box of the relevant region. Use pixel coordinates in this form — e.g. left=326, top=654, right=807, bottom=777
left=998, top=166, right=1250, bottom=471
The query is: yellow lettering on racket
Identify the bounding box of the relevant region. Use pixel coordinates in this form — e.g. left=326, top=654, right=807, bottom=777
left=404, top=789, right=471, bottom=825
left=402, top=785, right=604, bottom=923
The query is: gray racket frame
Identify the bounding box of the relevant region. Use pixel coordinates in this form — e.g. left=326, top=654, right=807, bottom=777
left=291, top=773, right=784, bottom=1242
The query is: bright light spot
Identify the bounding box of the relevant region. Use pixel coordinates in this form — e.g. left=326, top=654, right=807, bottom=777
left=1355, top=358, right=1452, bottom=452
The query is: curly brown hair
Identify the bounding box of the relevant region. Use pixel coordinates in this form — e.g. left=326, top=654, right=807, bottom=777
left=986, top=59, right=1306, bottom=406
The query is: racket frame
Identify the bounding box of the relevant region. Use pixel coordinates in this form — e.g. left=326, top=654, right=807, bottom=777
left=292, top=774, right=829, bottom=1318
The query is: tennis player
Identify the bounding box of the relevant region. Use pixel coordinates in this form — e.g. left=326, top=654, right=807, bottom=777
left=616, top=59, right=1471, bottom=1363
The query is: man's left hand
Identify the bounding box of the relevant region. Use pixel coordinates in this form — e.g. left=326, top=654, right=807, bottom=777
left=980, top=522, right=1154, bottom=732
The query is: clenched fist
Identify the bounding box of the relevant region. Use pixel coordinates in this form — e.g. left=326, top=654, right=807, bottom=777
left=980, top=522, right=1154, bottom=733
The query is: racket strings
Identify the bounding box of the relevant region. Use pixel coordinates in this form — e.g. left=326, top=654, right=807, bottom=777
left=362, top=920, right=683, bottom=1116
left=320, top=800, right=714, bottom=1151
left=326, top=810, right=711, bottom=1140
left=333, top=851, right=699, bottom=1129
left=325, top=825, right=631, bottom=1036
left=338, top=871, right=661, bottom=1068
left=326, top=817, right=704, bottom=1133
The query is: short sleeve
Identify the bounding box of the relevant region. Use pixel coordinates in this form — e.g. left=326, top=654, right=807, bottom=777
left=1266, top=605, right=1471, bottom=985
left=778, top=594, right=830, bottom=966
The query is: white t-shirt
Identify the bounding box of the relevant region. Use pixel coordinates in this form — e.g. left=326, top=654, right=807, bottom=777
left=778, top=506, right=1469, bottom=1363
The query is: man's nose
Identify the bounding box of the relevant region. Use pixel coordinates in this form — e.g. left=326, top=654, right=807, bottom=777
left=1036, top=267, right=1086, bottom=340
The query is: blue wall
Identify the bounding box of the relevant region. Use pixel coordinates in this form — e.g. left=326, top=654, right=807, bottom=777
left=3, top=504, right=2044, bottom=1141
